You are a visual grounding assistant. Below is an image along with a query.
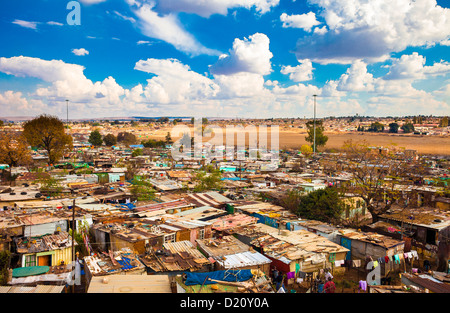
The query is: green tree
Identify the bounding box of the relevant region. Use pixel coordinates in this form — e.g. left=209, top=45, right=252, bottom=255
left=388, top=123, right=399, bottom=133
left=165, top=132, right=173, bottom=145
left=369, top=122, right=384, bottom=132
left=88, top=130, right=103, bottom=146
left=193, top=169, right=223, bottom=192
left=401, top=123, right=415, bottom=133
left=117, top=132, right=137, bottom=146
left=142, top=139, right=165, bottom=148
left=132, top=148, right=143, bottom=157
left=103, top=134, right=117, bottom=146
left=22, top=114, right=73, bottom=165
left=305, top=120, right=328, bottom=151
left=130, top=178, right=156, bottom=201
left=37, top=176, right=63, bottom=197
left=296, top=188, right=344, bottom=223
left=439, top=116, right=448, bottom=127
left=279, top=189, right=303, bottom=213
left=0, top=120, right=4, bottom=127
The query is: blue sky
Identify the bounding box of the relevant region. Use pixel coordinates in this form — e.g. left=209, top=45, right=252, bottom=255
left=0, top=0, right=449, bottom=119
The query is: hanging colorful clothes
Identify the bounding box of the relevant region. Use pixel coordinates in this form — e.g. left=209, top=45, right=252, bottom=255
left=359, top=280, right=367, bottom=291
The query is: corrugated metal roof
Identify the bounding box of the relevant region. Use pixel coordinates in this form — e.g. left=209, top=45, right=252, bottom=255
left=185, top=192, right=231, bottom=208
left=197, top=236, right=250, bottom=257
left=135, top=199, right=192, bottom=212
left=87, top=274, right=172, bottom=293
left=211, top=213, right=258, bottom=231
left=218, top=251, right=271, bottom=268
left=163, top=240, right=207, bottom=259
left=402, top=273, right=450, bottom=293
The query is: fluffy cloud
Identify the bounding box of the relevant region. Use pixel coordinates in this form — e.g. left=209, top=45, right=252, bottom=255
left=0, top=49, right=447, bottom=119
left=366, top=93, right=449, bottom=117
left=0, top=56, right=87, bottom=82
left=0, top=91, right=47, bottom=116
left=0, top=56, right=127, bottom=115
left=72, top=48, right=90, bottom=56
left=214, top=73, right=267, bottom=98
left=385, top=52, right=450, bottom=80
left=210, top=33, right=273, bottom=76
left=294, top=0, right=450, bottom=64
left=313, top=26, right=328, bottom=35
left=281, top=59, right=314, bottom=82
left=280, top=12, right=321, bottom=32
left=337, top=60, right=374, bottom=92
left=434, top=83, right=450, bottom=95
left=135, top=58, right=220, bottom=103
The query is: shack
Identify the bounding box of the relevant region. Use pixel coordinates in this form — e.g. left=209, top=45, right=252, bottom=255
left=196, top=236, right=271, bottom=277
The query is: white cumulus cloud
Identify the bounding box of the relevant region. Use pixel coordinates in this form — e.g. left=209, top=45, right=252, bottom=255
left=281, top=59, right=314, bottom=82
left=72, top=48, right=90, bottom=56
left=385, top=52, right=450, bottom=80
left=294, top=0, right=450, bottom=64
left=210, top=33, right=273, bottom=76
left=280, top=12, right=321, bottom=32
left=135, top=58, right=220, bottom=104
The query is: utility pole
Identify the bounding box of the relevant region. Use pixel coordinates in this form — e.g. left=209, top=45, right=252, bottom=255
left=313, top=95, right=317, bottom=154
left=66, top=99, right=69, bottom=125
left=71, top=198, right=75, bottom=293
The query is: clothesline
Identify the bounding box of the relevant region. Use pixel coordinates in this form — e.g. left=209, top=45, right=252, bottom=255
left=332, top=250, right=419, bottom=269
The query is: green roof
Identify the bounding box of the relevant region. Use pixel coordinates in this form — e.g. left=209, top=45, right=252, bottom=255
left=12, top=266, right=50, bottom=278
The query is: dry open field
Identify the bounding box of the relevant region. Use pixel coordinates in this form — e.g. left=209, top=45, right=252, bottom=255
left=142, top=126, right=450, bottom=155
left=277, top=131, right=450, bottom=155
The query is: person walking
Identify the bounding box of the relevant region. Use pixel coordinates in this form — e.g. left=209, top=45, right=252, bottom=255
left=324, top=277, right=336, bottom=293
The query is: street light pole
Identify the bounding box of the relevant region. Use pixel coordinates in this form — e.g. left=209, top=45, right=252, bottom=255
left=313, top=95, right=317, bottom=154
left=66, top=99, right=69, bottom=124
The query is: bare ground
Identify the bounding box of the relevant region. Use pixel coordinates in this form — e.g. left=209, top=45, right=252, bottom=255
left=145, top=127, right=450, bottom=155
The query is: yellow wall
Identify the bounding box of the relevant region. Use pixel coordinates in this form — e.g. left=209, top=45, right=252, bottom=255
left=54, top=247, right=73, bottom=266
